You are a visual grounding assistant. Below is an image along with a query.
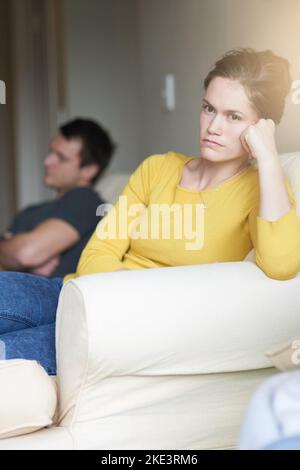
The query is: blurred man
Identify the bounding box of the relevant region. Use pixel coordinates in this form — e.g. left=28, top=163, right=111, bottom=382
left=0, top=118, right=115, bottom=277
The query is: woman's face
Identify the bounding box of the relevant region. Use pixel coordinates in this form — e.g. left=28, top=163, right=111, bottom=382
left=200, top=77, right=259, bottom=162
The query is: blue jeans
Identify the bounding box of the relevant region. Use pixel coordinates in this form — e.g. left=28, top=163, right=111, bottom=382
left=240, top=370, right=300, bottom=450
left=263, top=436, right=300, bottom=450
left=0, top=272, right=63, bottom=375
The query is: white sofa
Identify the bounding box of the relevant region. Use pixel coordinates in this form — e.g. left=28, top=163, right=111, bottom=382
left=0, top=152, right=299, bottom=450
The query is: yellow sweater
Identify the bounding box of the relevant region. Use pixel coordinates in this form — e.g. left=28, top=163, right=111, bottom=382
left=65, top=152, right=300, bottom=282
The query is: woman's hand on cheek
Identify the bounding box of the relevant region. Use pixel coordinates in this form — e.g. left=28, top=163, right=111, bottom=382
left=240, top=119, right=278, bottom=163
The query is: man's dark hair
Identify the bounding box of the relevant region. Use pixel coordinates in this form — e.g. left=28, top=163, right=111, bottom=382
left=60, top=118, right=116, bottom=185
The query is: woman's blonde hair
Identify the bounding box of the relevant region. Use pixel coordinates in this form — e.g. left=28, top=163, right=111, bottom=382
left=204, top=48, right=292, bottom=124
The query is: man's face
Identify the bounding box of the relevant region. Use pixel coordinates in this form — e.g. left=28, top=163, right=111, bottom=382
left=199, top=77, right=259, bottom=163
left=44, top=133, right=86, bottom=192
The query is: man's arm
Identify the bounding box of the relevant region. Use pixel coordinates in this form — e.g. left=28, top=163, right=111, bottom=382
left=30, top=254, right=61, bottom=276
left=0, top=219, right=80, bottom=271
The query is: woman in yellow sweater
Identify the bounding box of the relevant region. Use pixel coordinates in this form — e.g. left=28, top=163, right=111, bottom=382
left=0, top=48, right=299, bottom=375
left=67, top=48, right=300, bottom=282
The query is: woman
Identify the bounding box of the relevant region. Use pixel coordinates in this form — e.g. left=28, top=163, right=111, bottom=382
left=1, top=48, right=300, bottom=375
left=66, top=48, right=299, bottom=280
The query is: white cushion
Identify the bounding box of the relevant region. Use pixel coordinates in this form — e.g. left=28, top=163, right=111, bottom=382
left=96, top=172, right=130, bottom=204
left=0, top=360, right=57, bottom=439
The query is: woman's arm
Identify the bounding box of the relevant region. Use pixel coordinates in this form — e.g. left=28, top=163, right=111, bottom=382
left=243, top=119, right=292, bottom=220
left=244, top=119, right=300, bottom=280
left=257, top=157, right=292, bottom=220
left=69, top=155, right=165, bottom=279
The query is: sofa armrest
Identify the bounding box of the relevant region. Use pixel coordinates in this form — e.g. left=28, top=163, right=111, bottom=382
left=55, top=262, right=300, bottom=424
left=0, top=427, right=73, bottom=450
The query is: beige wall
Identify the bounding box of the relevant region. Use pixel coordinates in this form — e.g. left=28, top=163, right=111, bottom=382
left=63, top=0, right=141, bottom=175
left=0, top=0, right=16, bottom=232
left=60, top=0, right=300, bottom=176
left=11, top=0, right=55, bottom=210
left=9, top=0, right=300, bottom=210
left=137, top=0, right=300, bottom=159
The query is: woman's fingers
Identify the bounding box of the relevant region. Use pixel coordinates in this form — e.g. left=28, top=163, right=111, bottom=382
left=240, top=128, right=254, bottom=159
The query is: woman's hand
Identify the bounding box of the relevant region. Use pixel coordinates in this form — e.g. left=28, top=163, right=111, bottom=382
left=241, top=118, right=292, bottom=221
left=240, top=118, right=278, bottom=163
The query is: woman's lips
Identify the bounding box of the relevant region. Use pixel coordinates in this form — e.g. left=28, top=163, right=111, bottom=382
left=202, top=139, right=224, bottom=147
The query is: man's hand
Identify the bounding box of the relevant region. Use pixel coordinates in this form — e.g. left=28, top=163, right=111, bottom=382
left=0, top=219, right=79, bottom=271
left=240, top=119, right=278, bottom=163
left=30, top=255, right=60, bottom=277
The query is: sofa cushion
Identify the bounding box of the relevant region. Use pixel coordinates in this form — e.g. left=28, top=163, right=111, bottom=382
left=96, top=172, right=130, bottom=204
left=0, top=359, right=57, bottom=439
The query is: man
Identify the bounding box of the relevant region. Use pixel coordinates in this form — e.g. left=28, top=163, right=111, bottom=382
left=0, top=118, right=115, bottom=277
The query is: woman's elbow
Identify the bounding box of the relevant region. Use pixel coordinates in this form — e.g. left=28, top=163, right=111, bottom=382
left=256, top=258, right=300, bottom=280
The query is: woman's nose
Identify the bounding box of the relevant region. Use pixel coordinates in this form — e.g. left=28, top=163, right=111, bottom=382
left=207, top=116, right=223, bottom=135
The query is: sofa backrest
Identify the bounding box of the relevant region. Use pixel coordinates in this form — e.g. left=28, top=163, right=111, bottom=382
left=95, top=172, right=130, bottom=204
left=279, top=151, right=300, bottom=216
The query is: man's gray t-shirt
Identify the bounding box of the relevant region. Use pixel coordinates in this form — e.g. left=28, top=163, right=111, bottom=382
left=9, top=187, right=104, bottom=277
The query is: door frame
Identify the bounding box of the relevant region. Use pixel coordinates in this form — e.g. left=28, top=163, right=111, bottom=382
left=10, top=0, right=68, bottom=209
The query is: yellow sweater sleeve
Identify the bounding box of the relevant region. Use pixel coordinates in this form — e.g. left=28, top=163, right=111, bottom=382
left=248, top=177, right=300, bottom=280
left=64, top=154, right=165, bottom=281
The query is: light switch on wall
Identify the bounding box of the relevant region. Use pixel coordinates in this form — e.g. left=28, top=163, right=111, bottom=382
left=161, top=74, right=176, bottom=111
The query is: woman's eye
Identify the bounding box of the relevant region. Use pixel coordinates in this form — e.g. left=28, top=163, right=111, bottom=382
left=229, top=113, right=241, bottom=121
left=203, top=104, right=215, bottom=114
